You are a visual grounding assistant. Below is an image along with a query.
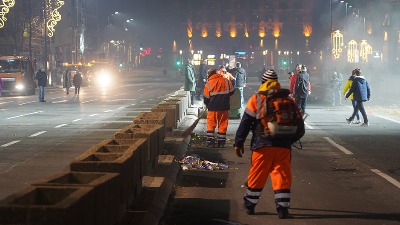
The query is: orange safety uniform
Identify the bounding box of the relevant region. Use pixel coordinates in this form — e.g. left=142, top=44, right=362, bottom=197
left=234, top=79, right=304, bottom=214
left=203, top=72, right=235, bottom=147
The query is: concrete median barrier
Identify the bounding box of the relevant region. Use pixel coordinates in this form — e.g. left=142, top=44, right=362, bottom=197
left=115, top=123, right=165, bottom=172
left=70, top=138, right=147, bottom=208
left=151, top=104, right=178, bottom=133
left=32, top=172, right=121, bottom=225
left=0, top=186, right=95, bottom=225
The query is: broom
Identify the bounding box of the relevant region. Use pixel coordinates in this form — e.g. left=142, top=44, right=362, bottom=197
left=181, top=107, right=207, bottom=138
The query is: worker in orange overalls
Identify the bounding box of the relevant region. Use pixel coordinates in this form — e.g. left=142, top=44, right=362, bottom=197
left=233, top=69, right=305, bottom=218
left=203, top=68, right=235, bottom=147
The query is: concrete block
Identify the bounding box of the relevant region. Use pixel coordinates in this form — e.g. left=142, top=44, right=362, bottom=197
left=70, top=148, right=141, bottom=207
left=0, top=186, right=95, bottom=225
left=32, top=172, right=122, bottom=225
left=115, top=124, right=164, bottom=172
left=151, top=105, right=177, bottom=132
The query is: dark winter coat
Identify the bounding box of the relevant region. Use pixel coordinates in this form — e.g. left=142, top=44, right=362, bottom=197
left=232, top=67, right=247, bottom=87
left=294, top=71, right=310, bottom=98
left=197, top=63, right=208, bottom=88
left=35, top=71, right=47, bottom=87
left=73, top=73, right=83, bottom=87
left=345, top=76, right=370, bottom=102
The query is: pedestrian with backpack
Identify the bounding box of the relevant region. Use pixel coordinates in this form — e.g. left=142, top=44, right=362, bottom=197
left=233, top=69, right=305, bottom=219
left=294, top=65, right=311, bottom=114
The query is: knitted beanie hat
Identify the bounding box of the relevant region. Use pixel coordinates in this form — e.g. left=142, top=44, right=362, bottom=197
left=262, top=69, right=278, bottom=82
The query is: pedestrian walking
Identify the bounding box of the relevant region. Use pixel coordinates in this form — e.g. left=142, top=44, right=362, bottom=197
left=345, top=68, right=370, bottom=126
left=35, top=67, right=47, bottom=102
left=233, top=69, right=305, bottom=218
left=231, top=62, right=247, bottom=108
left=73, top=70, right=83, bottom=94
left=294, top=65, right=311, bottom=114
left=342, top=69, right=360, bottom=124
left=289, top=64, right=302, bottom=96
left=64, top=69, right=71, bottom=94
left=203, top=68, right=235, bottom=147
left=330, top=71, right=343, bottom=106
left=196, top=59, right=208, bottom=101
left=184, top=58, right=196, bottom=106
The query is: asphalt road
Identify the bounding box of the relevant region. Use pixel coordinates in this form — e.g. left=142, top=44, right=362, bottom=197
left=0, top=68, right=182, bottom=200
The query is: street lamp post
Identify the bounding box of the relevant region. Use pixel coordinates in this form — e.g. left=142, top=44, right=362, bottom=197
left=330, top=0, right=333, bottom=32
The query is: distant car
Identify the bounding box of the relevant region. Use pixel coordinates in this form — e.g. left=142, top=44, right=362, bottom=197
left=86, top=62, right=120, bottom=87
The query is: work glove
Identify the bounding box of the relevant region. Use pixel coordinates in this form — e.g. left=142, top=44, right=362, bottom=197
left=234, top=146, right=244, bottom=158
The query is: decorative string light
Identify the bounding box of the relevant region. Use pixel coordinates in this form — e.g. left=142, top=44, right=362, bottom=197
left=0, top=0, right=15, bottom=28
left=331, top=30, right=344, bottom=59
left=47, top=0, right=64, bottom=37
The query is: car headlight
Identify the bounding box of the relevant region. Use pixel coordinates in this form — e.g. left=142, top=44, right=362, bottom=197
left=15, top=84, right=24, bottom=90
left=96, top=71, right=112, bottom=86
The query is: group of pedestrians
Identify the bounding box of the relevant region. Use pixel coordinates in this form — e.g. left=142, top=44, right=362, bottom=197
left=33, top=67, right=83, bottom=102
left=63, top=69, right=83, bottom=95
left=184, top=58, right=247, bottom=108
left=327, top=68, right=371, bottom=126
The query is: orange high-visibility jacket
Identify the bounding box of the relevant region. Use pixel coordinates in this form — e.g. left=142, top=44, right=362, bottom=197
left=203, top=73, right=235, bottom=111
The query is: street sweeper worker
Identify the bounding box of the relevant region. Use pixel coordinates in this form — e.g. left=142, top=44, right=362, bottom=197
left=203, top=68, right=235, bottom=147
left=233, top=69, right=305, bottom=218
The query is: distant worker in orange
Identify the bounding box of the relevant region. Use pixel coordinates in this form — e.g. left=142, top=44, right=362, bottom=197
left=203, top=68, right=235, bottom=147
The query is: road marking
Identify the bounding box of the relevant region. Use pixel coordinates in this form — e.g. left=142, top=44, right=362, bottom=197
left=138, top=88, right=144, bottom=91
left=371, top=169, right=400, bottom=189
left=52, top=100, right=68, bottom=103
left=305, top=121, right=315, bottom=130
left=6, top=111, right=43, bottom=120
left=81, top=99, right=97, bottom=104
left=104, top=110, right=113, bottom=113
left=114, top=93, right=126, bottom=97
left=140, top=100, right=146, bottom=103
left=1, top=140, right=21, bottom=148
left=0, top=101, right=13, bottom=105
left=375, top=115, right=400, bottom=125
left=29, top=131, right=47, bottom=137
left=323, top=137, right=353, bottom=155
left=89, top=114, right=98, bottom=117
left=54, top=124, right=67, bottom=128
left=18, top=101, right=37, bottom=105
left=72, top=118, right=82, bottom=122
left=117, top=106, right=125, bottom=110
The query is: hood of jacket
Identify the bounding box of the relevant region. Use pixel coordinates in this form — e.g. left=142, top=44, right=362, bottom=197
left=258, top=80, right=281, bottom=92
left=355, top=76, right=366, bottom=84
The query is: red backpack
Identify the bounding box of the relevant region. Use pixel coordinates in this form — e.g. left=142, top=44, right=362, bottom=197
left=258, top=89, right=304, bottom=141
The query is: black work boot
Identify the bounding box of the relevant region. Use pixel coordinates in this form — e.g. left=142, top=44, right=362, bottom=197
left=277, top=207, right=289, bottom=219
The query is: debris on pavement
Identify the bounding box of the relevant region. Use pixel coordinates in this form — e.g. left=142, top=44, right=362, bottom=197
left=178, top=154, right=229, bottom=171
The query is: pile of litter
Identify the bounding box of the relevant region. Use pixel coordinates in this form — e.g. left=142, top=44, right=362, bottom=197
left=178, top=154, right=229, bottom=171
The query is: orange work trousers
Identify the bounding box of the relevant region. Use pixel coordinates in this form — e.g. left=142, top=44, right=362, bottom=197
left=206, top=110, right=229, bottom=135
left=247, top=146, right=292, bottom=191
